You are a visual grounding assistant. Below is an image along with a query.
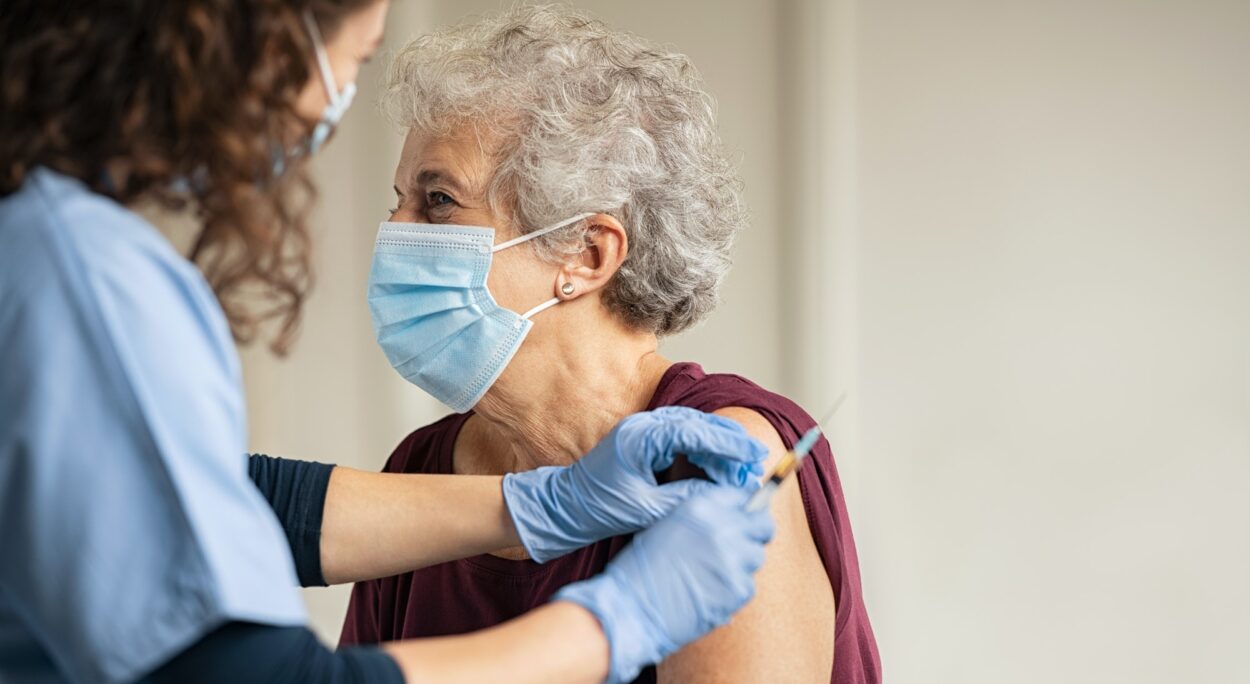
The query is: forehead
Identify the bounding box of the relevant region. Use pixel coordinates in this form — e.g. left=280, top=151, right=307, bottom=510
left=395, top=125, right=500, bottom=192
left=333, top=0, right=389, bottom=45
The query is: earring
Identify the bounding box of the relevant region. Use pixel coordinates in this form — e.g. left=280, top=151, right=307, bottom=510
left=561, top=282, right=576, bottom=296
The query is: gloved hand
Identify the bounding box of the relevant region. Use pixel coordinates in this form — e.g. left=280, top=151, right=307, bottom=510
left=502, top=406, right=768, bottom=563
left=554, top=486, right=775, bottom=683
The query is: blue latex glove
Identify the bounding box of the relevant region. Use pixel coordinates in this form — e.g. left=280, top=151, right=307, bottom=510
left=554, top=486, right=775, bottom=683
left=502, top=406, right=768, bottom=563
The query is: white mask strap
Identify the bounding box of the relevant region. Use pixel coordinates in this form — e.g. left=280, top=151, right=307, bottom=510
left=302, top=11, right=341, bottom=105
left=492, top=213, right=596, bottom=253
left=520, top=297, right=561, bottom=320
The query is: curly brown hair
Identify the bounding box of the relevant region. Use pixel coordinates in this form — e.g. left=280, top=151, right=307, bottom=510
left=0, top=0, right=379, bottom=353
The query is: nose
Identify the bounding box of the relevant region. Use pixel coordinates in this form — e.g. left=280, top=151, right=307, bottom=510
left=389, top=202, right=424, bottom=223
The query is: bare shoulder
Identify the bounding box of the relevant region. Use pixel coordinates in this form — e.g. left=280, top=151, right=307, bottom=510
left=658, top=406, right=837, bottom=682
left=712, top=406, right=789, bottom=471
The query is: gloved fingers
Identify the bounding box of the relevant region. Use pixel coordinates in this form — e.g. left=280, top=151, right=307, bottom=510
left=651, top=479, right=717, bottom=511
left=671, top=413, right=768, bottom=462
left=736, top=576, right=759, bottom=608
left=738, top=537, right=768, bottom=573
left=693, top=483, right=756, bottom=509
left=658, top=414, right=768, bottom=485
left=691, top=487, right=775, bottom=547
left=705, top=567, right=758, bottom=625
left=662, top=486, right=776, bottom=549
left=646, top=405, right=709, bottom=420
left=686, top=452, right=764, bottom=490
left=615, top=408, right=693, bottom=472
left=736, top=508, right=776, bottom=545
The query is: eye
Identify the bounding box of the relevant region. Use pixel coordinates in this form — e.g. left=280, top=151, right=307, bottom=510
left=427, top=190, right=455, bottom=208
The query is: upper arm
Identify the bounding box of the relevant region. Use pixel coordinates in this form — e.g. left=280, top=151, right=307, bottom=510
left=656, top=407, right=836, bottom=683
left=248, top=455, right=336, bottom=587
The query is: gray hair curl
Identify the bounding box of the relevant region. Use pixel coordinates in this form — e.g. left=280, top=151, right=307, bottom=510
left=381, top=4, right=746, bottom=336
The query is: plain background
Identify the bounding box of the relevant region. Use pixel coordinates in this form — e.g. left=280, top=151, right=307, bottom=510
left=238, top=1, right=1250, bottom=681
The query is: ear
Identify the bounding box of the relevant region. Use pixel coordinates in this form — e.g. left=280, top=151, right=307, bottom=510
left=555, top=213, right=628, bottom=301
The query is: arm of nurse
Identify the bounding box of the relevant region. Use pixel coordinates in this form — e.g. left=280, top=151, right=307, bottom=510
left=318, top=469, right=520, bottom=584
left=310, top=407, right=768, bottom=585
left=382, top=601, right=609, bottom=684
left=656, top=407, right=836, bottom=682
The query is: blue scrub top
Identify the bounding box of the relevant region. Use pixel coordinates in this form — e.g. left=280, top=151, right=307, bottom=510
left=0, top=169, right=306, bottom=684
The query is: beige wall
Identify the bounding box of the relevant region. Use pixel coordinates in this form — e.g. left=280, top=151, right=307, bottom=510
left=848, top=2, right=1250, bottom=681
left=241, top=1, right=1250, bottom=680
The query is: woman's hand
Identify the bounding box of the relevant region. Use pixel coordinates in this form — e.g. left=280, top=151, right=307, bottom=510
left=554, top=486, right=775, bottom=683
left=502, top=406, right=769, bottom=563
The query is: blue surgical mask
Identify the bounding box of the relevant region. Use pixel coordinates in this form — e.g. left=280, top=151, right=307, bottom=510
left=269, top=13, right=357, bottom=177
left=301, top=11, right=357, bottom=157
left=297, top=10, right=362, bottom=160
left=172, top=12, right=352, bottom=190
left=367, top=214, right=593, bottom=412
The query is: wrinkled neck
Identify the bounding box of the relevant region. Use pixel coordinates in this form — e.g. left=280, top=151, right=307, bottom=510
left=468, top=316, right=669, bottom=474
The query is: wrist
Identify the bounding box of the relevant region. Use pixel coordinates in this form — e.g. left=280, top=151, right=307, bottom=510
left=544, top=601, right=612, bottom=683
left=502, top=466, right=577, bottom=563
left=554, top=572, right=669, bottom=684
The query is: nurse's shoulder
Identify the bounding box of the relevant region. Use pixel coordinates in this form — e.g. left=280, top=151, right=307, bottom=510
left=0, top=167, right=233, bottom=359
left=0, top=164, right=251, bottom=486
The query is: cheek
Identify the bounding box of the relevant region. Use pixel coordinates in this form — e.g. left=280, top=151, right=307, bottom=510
left=330, top=62, right=361, bottom=93
left=293, top=76, right=327, bottom=122
left=487, top=251, right=554, bottom=312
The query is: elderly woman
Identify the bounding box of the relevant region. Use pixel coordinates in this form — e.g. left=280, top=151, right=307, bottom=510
left=343, top=5, right=879, bottom=683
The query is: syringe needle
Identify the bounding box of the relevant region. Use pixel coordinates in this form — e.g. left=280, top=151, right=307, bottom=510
left=815, top=392, right=848, bottom=431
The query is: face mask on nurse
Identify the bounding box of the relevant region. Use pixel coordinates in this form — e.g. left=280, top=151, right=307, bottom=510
left=366, top=213, right=594, bottom=413
left=299, top=10, right=357, bottom=157
left=172, top=11, right=361, bottom=192
left=263, top=11, right=360, bottom=181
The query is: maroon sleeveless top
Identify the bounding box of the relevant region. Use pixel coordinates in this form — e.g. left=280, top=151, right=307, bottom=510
left=340, top=362, right=880, bottom=683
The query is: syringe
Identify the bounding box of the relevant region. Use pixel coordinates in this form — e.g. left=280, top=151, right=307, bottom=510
left=744, top=393, right=846, bottom=512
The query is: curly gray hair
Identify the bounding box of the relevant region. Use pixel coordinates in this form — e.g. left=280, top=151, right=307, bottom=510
left=381, top=4, right=746, bottom=336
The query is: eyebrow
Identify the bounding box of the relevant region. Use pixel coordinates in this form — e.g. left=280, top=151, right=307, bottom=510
left=413, top=169, right=468, bottom=195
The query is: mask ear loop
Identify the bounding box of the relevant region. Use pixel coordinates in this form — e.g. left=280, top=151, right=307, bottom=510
left=302, top=11, right=341, bottom=105
left=498, top=212, right=598, bottom=325
left=520, top=297, right=561, bottom=321
left=492, top=213, right=596, bottom=252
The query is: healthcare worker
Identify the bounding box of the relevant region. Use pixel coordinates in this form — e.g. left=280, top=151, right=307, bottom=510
left=0, top=2, right=776, bottom=683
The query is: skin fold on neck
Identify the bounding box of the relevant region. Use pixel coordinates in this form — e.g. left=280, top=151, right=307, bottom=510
left=453, top=308, right=672, bottom=560
left=458, top=319, right=672, bottom=477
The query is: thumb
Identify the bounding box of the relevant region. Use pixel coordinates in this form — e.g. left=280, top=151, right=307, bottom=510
left=652, top=478, right=717, bottom=512
left=698, top=484, right=757, bottom=509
